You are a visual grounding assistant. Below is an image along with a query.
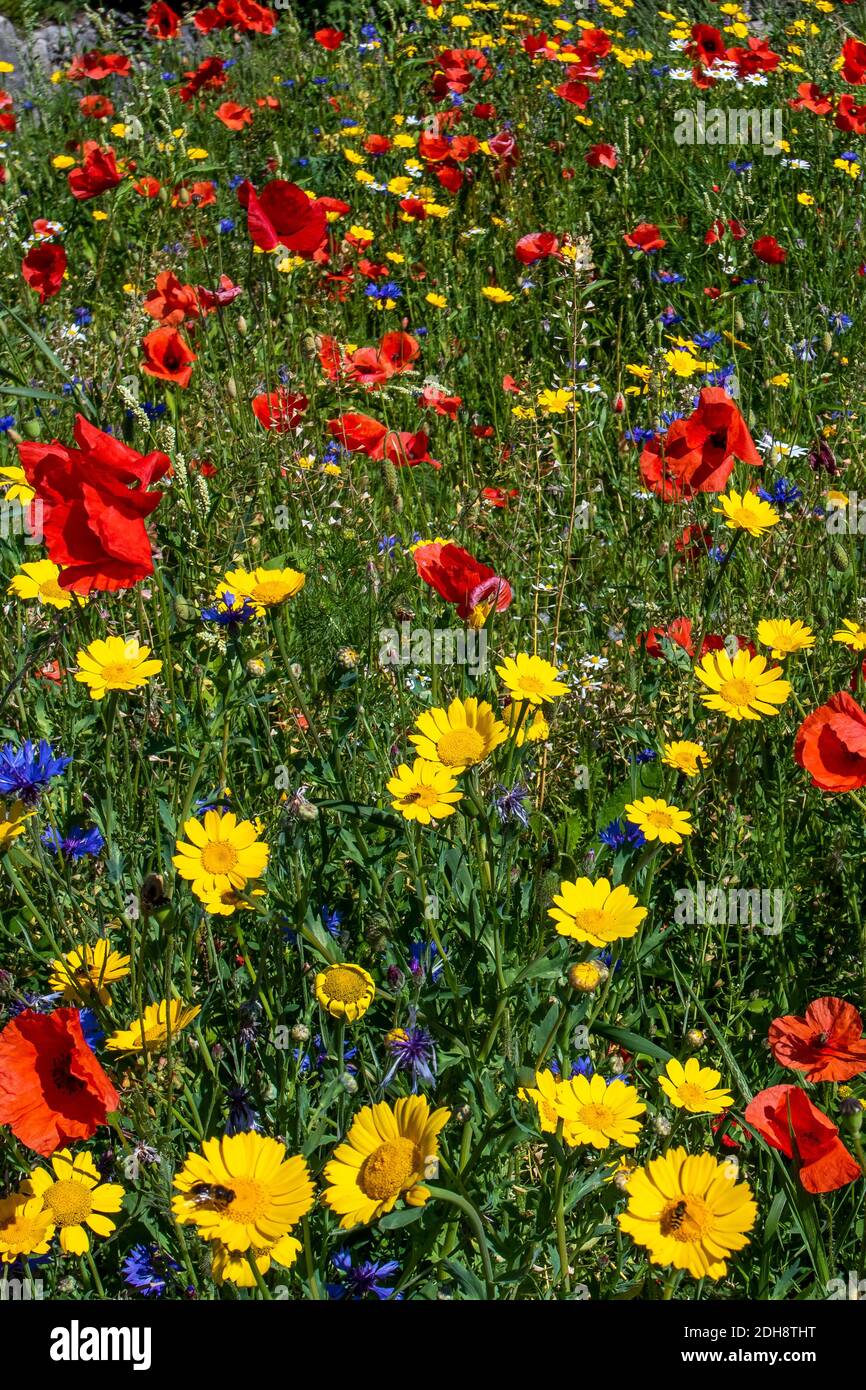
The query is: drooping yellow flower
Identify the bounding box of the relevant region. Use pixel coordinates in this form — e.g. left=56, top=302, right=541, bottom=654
left=624, top=797, right=693, bottom=845
left=832, top=619, right=866, bottom=652
left=48, top=940, right=131, bottom=1007
left=106, top=999, right=201, bottom=1052
left=173, top=809, right=270, bottom=900
left=316, top=962, right=376, bottom=1022
left=211, top=1235, right=302, bottom=1286
left=24, top=1149, right=124, bottom=1256
left=8, top=560, right=87, bottom=611
left=658, top=1057, right=734, bottom=1115
left=0, top=1193, right=55, bottom=1262
left=713, top=489, right=780, bottom=536
left=221, top=566, right=305, bottom=613
left=173, top=1133, right=314, bottom=1252
left=409, top=696, right=507, bottom=771
left=519, top=1068, right=571, bottom=1137
left=386, top=758, right=462, bottom=825
left=503, top=702, right=550, bottom=745
left=756, top=618, right=815, bottom=659
left=496, top=653, right=568, bottom=706
left=661, top=740, right=709, bottom=778
left=74, top=636, right=162, bottom=701
left=0, top=800, right=32, bottom=853
left=323, top=1096, right=450, bottom=1228
left=695, top=648, right=791, bottom=722
left=559, top=1073, right=646, bottom=1149
left=548, top=876, right=647, bottom=946
left=617, top=1147, right=756, bottom=1279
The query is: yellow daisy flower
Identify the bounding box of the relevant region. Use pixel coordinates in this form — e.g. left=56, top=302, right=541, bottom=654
left=0, top=800, right=32, bottom=854
left=658, top=1057, right=734, bottom=1115
left=74, top=636, right=162, bottom=701
left=617, top=1147, right=756, bottom=1279
left=172, top=1133, right=314, bottom=1252
left=624, top=797, right=693, bottom=845
left=211, top=1234, right=302, bottom=1286
left=8, top=559, right=86, bottom=610
left=322, top=1096, right=450, bottom=1228
left=48, top=940, right=131, bottom=1007
left=0, top=466, right=35, bottom=504
left=548, top=876, right=647, bottom=946
left=496, top=653, right=568, bottom=705
left=173, top=810, right=270, bottom=900
left=832, top=619, right=866, bottom=652
left=106, top=999, right=201, bottom=1052
left=519, top=1068, right=571, bottom=1136
left=24, top=1150, right=124, bottom=1256
left=694, top=648, right=791, bottom=721
left=481, top=286, right=514, bottom=303
left=386, top=758, right=462, bottom=825
left=222, top=566, right=306, bottom=613
left=315, top=962, right=376, bottom=1022
left=503, top=702, right=550, bottom=745
left=409, top=696, right=507, bottom=771
left=661, top=740, right=709, bottom=778
left=755, top=618, right=815, bottom=659
left=0, top=1193, right=55, bottom=1262
left=559, top=1073, right=646, bottom=1149
left=713, top=489, right=780, bottom=536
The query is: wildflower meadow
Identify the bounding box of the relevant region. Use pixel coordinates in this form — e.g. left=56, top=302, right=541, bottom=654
left=1, top=0, right=866, bottom=1346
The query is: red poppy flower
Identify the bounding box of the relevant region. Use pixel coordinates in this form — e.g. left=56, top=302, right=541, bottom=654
left=143, top=270, right=200, bottom=326
left=585, top=143, right=617, bottom=169
left=836, top=93, right=866, bottom=134
left=133, top=175, right=161, bottom=197
left=146, top=2, right=181, bottom=38
left=314, top=27, right=344, bottom=50
left=727, top=37, right=780, bottom=77
left=412, top=540, right=512, bottom=622
left=215, top=101, right=253, bottom=130
left=79, top=93, right=115, bottom=119
left=18, top=414, right=169, bottom=593
left=794, top=691, right=866, bottom=792
left=251, top=389, right=308, bottom=432
left=641, top=386, right=761, bottom=500
left=236, top=178, right=327, bottom=256
left=68, top=50, right=131, bottom=80
left=420, top=385, right=461, bottom=418
left=179, top=55, right=227, bottom=103
left=21, top=243, right=66, bottom=304
left=0, top=1009, right=118, bottom=1156
left=769, top=997, right=866, bottom=1083
left=788, top=82, right=833, bottom=116
left=67, top=142, right=123, bottom=200
left=555, top=80, right=590, bottom=108
left=624, top=222, right=665, bottom=252
left=688, top=23, right=726, bottom=66
left=195, top=274, right=242, bottom=311
left=515, top=231, right=560, bottom=265
left=752, top=235, right=787, bottom=265
left=638, top=617, right=694, bottom=660
left=141, top=326, right=196, bottom=387
left=745, top=1085, right=861, bottom=1194
left=841, top=37, right=866, bottom=85
left=328, top=413, right=440, bottom=469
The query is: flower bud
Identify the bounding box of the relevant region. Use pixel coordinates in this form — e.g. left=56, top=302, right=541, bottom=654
left=291, top=1023, right=310, bottom=1043
left=685, top=1028, right=706, bottom=1051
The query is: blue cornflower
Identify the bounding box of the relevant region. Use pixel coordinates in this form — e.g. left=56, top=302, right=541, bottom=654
left=693, top=330, right=722, bottom=350
left=791, top=338, right=818, bottom=363
left=493, top=782, right=530, bottom=829
left=571, top=1057, right=594, bottom=1079
left=218, top=218, right=235, bottom=234
left=598, top=818, right=646, bottom=851
left=0, top=740, right=71, bottom=805
left=200, top=591, right=258, bottom=630
left=634, top=749, right=657, bottom=765
left=327, top=1249, right=401, bottom=1300
left=225, top=1085, right=261, bottom=1135
left=826, top=311, right=852, bottom=334
left=382, top=1012, right=436, bottom=1091
left=409, top=940, right=443, bottom=983
left=142, top=400, right=166, bottom=421
left=651, top=269, right=684, bottom=285
left=0, top=415, right=15, bottom=432
left=378, top=534, right=398, bottom=556
left=122, top=1245, right=179, bottom=1298
left=228, top=174, right=245, bottom=190
left=295, top=1033, right=357, bottom=1073
left=728, top=160, right=753, bottom=174
left=660, top=306, right=682, bottom=326
left=72, top=307, right=92, bottom=327
left=78, top=1008, right=104, bottom=1051
left=758, top=477, right=803, bottom=508
left=320, top=905, right=343, bottom=937
left=41, top=823, right=105, bottom=860
left=625, top=425, right=658, bottom=445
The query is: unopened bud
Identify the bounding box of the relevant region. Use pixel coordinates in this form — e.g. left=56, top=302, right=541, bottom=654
left=685, top=1028, right=706, bottom=1051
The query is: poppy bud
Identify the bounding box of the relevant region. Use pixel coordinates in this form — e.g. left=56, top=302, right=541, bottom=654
left=831, top=541, right=850, bottom=572
left=840, top=1096, right=864, bottom=1134
left=173, top=594, right=194, bottom=622
left=178, top=187, right=191, bottom=206
left=226, top=376, right=238, bottom=400
left=22, top=419, right=41, bottom=439
left=822, top=332, right=833, bottom=354
left=236, top=316, right=248, bottom=337
left=382, top=459, right=399, bottom=496
left=613, top=392, right=625, bottom=413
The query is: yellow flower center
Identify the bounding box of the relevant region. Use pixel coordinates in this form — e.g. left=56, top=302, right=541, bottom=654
left=222, top=1178, right=266, bottom=1224
left=322, top=966, right=368, bottom=1003
left=719, top=677, right=756, bottom=708
left=251, top=580, right=288, bottom=605
left=100, top=661, right=135, bottom=684
left=200, top=840, right=239, bottom=874
left=359, top=1137, right=421, bottom=1201
left=43, top=1180, right=93, bottom=1227
left=2, top=1210, right=50, bottom=1248
left=573, top=907, right=611, bottom=937
left=659, top=1195, right=710, bottom=1242
left=436, top=726, right=486, bottom=766
left=579, top=1103, right=612, bottom=1130
left=646, top=809, right=674, bottom=830
left=400, top=784, right=439, bottom=808
left=678, top=1083, right=708, bottom=1109
left=515, top=675, right=545, bottom=697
